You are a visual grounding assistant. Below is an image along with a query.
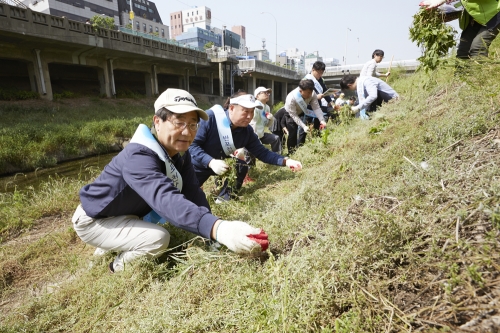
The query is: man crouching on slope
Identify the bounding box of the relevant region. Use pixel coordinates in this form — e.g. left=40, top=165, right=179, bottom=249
left=71, top=89, right=269, bottom=272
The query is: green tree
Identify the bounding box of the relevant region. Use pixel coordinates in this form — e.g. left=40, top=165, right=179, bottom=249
left=204, top=41, right=214, bottom=49
left=90, top=15, right=115, bottom=30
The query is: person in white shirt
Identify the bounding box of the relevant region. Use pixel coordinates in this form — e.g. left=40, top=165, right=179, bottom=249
left=335, top=93, right=346, bottom=106
left=360, top=49, right=391, bottom=78
left=251, top=87, right=281, bottom=154
left=283, top=79, right=326, bottom=154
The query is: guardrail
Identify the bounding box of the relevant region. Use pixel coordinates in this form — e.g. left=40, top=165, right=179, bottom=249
left=0, top=3, right=207, bottom=62
left=238, top=59, right=301, bottom=79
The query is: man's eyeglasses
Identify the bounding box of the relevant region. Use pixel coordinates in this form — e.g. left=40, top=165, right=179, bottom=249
left=168, top=119, right=199, bottom=132
left=260, top=91, right=271, bottom=95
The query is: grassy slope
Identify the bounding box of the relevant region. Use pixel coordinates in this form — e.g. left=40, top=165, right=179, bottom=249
left=1, top=49, right=500, bottom=331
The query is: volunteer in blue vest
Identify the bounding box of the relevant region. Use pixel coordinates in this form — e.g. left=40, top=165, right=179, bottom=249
left=72, top=88, right=269, bottom=273
left=360, top=49, right=391, bottom=78
left=283, top=79, right=327, bottom=154
left=189, top=91, right=303, bottom=202
left=340, top=74, right=399, bottom=120
left=420, top=0, right=500, bottom=59
left=299, top=61, right=334, bottom=144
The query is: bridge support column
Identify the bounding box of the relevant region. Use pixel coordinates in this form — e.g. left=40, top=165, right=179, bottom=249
left=151, top=65, right=159, bottom=95
left=209, top=72, right=214, bottom=95
left=32, top=49, right=52, bottom=100
left=185, top=68, right=190, bottom=92
left=247, top=75, right=256, bottom=95
left=178, top=76, right=183, bottom=89
left=107, top=59, right=116, bottom=96
left=97, top=60, right=112, bottom=98
left=270, top=79, right=275, bottom=106
left=281, top=82, right=287, bottom=102
left=27, top=62, right=38, bottom=93
left=219, top=63, right=225, bottom=97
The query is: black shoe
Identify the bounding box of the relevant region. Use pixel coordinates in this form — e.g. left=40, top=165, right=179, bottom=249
left=108, top=262, right=115, bottom=274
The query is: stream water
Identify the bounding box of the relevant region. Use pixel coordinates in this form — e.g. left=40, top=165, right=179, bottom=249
left=0, top=153, right=116, bottom=194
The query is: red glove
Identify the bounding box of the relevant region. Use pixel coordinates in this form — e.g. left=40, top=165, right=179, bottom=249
left=247, top=230, right=269, bottom=251
left=319, top=124, right=326, bottom=130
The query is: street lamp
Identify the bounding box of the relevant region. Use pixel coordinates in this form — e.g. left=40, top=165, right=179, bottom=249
left=357, top=37, right=359, bottom=61
left=344, top=27, right=351, bottom=66
left=261, top=12, right=277, bottom=63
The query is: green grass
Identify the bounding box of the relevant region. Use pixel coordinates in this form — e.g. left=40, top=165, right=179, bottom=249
left=1, top=45, right=500, bottom=331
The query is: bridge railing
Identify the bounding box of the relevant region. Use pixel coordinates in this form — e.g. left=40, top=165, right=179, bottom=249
left=238, top=59, right=301, bottom=79
left=0, top=3, right=207, bottom=62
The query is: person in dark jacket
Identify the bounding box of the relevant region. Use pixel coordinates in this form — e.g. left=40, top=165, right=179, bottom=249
left=189, top=91, right=303, bottom=202
left=72, top=89, right=269, bottom=272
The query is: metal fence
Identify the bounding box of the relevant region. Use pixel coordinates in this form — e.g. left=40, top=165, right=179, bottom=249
left=0, top=0, right=27, bottom=8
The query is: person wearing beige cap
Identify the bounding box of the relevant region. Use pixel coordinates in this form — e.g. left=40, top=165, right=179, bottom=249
left=251, top=87, right=281, bottom=154
left=72, top=88, right=269, bottom=272
left=189, top=90, right=302, bottom=202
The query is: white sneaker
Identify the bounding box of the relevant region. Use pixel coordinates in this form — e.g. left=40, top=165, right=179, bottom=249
left=93, top=247, right=108, bottom=256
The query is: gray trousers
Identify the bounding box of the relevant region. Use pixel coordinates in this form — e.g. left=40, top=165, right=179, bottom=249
left=457, top=19, right=500, bottom=59
left=72, top=205, right=170, bottom=271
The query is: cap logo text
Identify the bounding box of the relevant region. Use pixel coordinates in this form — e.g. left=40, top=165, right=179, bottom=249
left=174, top=96, right=197, bottom=106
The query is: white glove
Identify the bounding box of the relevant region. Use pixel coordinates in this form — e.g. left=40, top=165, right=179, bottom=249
left=285, top=159, right=302, bottom=171
left=216, top=221, right=269, bottom=253
left=386, top=71, right=391, bottom=77
left=351, top=106, right=360, bottom=113
left=302, top=126, right=310, bottom=133
left=209, top=159, right=229, bottom=175
left=419, top=0, right=446, bottom=9
left=232, top=148, right=246, bottom=161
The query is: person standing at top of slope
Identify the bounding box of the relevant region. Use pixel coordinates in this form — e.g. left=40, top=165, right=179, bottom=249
left=420, top=0, right=500, bottom=59
left=360, top=49, right=391, bottom=78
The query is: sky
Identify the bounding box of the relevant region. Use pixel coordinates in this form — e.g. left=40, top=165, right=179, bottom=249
left=154, top=0, right=460, bottom=65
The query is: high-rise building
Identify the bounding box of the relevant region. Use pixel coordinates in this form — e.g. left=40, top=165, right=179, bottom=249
left=176, top=27, right=221, bottom=50
left=22, top=0, right=120, bottom=24
left=170, top=11, right=183, bottom=39
left=231, top=26, right=245, bottom=40
left=170, top=6, right=211, bottom=40
left=117, top=0, right=169, bottom=39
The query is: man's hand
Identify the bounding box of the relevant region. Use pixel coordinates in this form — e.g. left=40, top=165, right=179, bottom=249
left=216, top=221, right=269, bottom=253
left=351, top=106, right=360, bottom=114
left=286, top=159, right=303, bottom=171
left=302, top=126, right=310, bottom=133
left=317, top=93, right=324, bottom=100
left=283, top=127, right=289, bottom=135
left=319, top=121, right=327, bottom=130
left=233, top=148, right=246, bottom=161
left=265, top=112, right=273, bottom=120
left=209, top=159, right=229, bottom=175
left=386, top=71, right=391, bottom=77
left=419, top=0, right=446, bottom=9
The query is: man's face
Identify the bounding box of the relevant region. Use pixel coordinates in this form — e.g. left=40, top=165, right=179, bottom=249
left=228, top=104, right=254, bottom=128
left=154, top=111, right=199, bottom=157
left=374, top=55, right=384, bottom=63
left=347, top=80, right=357, bottom=91
left=311, top=68, right=324, bottom=80
left=299, top=88, right=313, bottom=100
left=257, top=91, right=270, bottom=103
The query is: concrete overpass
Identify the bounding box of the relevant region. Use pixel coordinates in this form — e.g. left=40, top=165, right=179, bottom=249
left=323, top=60, right=419, bottom=87
left=0, top=2, right=299, bottom=102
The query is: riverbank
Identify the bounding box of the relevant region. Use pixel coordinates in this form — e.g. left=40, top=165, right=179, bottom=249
left=1, top=50, right=500, bottom=331
left=0, top=94, right=219, bottom=176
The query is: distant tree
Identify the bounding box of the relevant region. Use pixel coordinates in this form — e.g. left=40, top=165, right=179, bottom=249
left=204, top=41, right=214, bottom=49
left=125, top=23, right=132, bottom=29
left=90, top=15, right=115, bottom=30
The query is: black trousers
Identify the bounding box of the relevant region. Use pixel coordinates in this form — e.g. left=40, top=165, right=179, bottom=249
left=368, top=90, right=394, bottom=112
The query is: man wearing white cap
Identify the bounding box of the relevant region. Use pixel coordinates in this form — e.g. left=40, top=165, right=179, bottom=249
left=251, top=87, right=281, bottom=154
left=189, top=91, right=302, bottom=202
left=72, top=88, right=269, bottom=272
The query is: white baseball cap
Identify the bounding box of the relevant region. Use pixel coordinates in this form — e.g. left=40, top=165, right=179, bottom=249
left=229, top=94, right=263, bottom=109
left=254, top=86, right=272, bottom=97
left=154, top=88, right=208, bottom=121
